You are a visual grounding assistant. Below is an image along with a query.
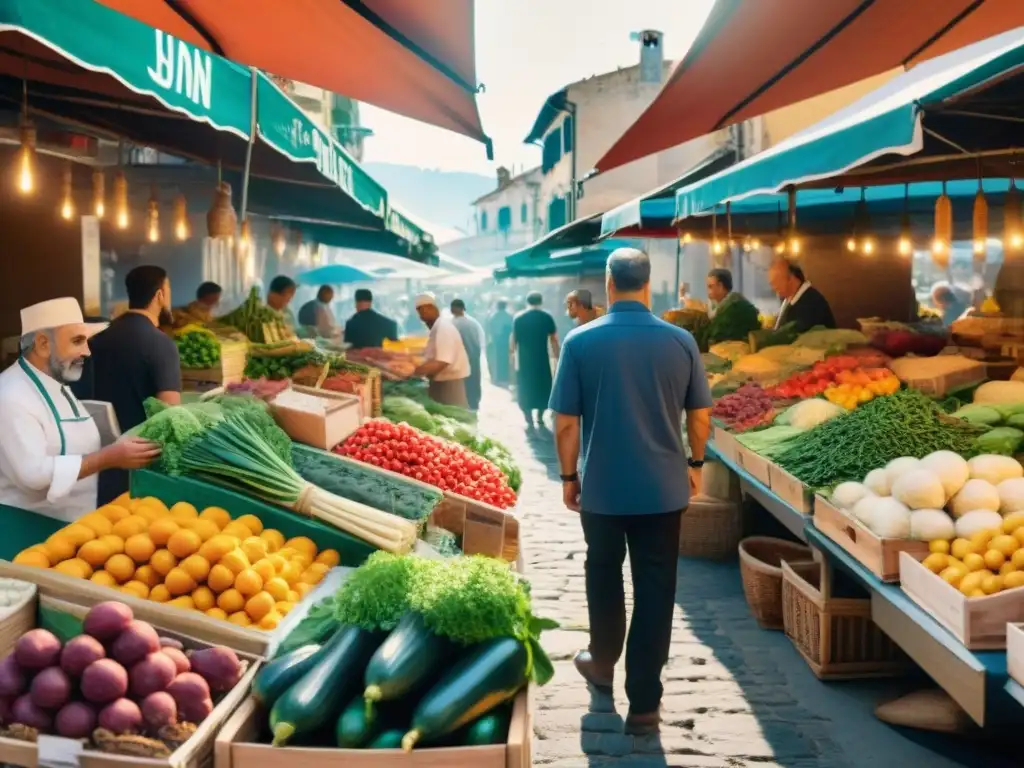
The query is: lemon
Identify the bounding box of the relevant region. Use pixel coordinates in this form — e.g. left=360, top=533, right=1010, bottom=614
left=959, top=571, right=986, bottom=595
left=939, top=567, right=963, bottom=587
left=983, top=549, right=1006, bottom=571
left=981, top=574, right=1004, bottom=595
left=950, top=538, right=973, bottom=560
left=991, top=534, right=1019, bottom=557
left=961, top=553, right=986, bottom=572
left=1003, top=513, right=1024, bottom=534
left=1005, top=571, right=1024, bottom=590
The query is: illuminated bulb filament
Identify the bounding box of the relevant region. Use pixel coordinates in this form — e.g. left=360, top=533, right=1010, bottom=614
left=846, top=237, right=857, bottom=252
left=17, top=148, right=33, bottom=194
left=862, top=239, right=874, bottom=255
left=750, top=238, right=760, bottom=250
left=175, top=221, right=188, bottom=241
left=973, top=239, right=986, bottom=255
left=898, top=237, right=912, bottom=256
left=789, top=238, right=800, bottom=255
left=932, top=239, right=946, bottom=255
left=1011, top=233, right=1024, bottom=250
left=61, top=200, right=74, bottom=221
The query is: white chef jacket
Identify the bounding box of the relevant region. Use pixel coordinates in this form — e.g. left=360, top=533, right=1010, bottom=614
left=424, top=316, right=470, bottom=381
left=0, top=358, right=102, bottom=521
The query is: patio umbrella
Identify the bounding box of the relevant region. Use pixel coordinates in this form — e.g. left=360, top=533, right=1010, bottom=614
left=594, top=0, right=1024, bottom=175
left=95, top=0, right=489, bottom=148
left=295, top=263, right=376, bottom=286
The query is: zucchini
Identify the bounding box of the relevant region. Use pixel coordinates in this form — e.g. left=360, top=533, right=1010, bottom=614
left=252, top=644, right=321, bottom=707
left=364, top=613, right=453, bottom=711
left=402, top=637, right=528, bottom=751
left=335, top=694, right=380, bottom=748
left=367, top=729, right=405, bottom=749
left=269, top=626, right=384, bottom=746
left=463, top=705, right=512, bottom=746
left=275, top=599, right=339, bottom=655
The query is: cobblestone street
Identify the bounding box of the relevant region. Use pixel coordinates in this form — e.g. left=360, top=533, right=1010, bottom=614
left=477, top=383, right=1010, bottom=768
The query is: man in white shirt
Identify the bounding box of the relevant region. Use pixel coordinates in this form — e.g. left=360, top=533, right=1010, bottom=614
left=410, top=292, right=470, bottom=407
left=0, top=298, right=161, bottom=521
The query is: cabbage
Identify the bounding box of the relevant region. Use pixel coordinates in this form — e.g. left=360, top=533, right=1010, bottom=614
left=780, top=399, right=844, bottom=430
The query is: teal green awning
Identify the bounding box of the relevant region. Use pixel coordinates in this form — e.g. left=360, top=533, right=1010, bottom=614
left=498, top=238, right=634, bottom=280
left=674, top=30, right=1024, bottom=221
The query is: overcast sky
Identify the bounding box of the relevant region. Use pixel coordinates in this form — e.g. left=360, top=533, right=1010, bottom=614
left=360, top=0, right=716, bottom=176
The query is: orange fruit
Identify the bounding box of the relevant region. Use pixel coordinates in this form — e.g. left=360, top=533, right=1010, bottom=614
left=169, top=502, right=198, bottom=521
left=181, top=555, right=211, bottom=582
left=43, top=535, right=77, bottom=564
left=132, top=505, right=160, bottom=523
left=98, top=503, right=130, bottom=522
left=148, top=518, right=180, bottom=548
left=257, top=611, right=282, bottom=631
left=165, top=567, right=197, bottom=596
left=260, top=529, right=285, bottom=553
left=125, top=533, right=156, bottom=564
left=78, top=540, right=113, bottom=568
left=227, top=611, right=251, bottom=627
left=167, top=529, right=201, bottom=559
left=299, top=568, right=324, bottom=586
left=315, top=549, right=340, bottom=568
left=307, top=562, right=330, bottom=578
left=54, top=558, right=93, bottom=579
left=219, top=549, right=250, bottom=575
left=149, top=584, right=171, bottom=603
left=150, top=549, right=178, bottom=576
left=188, top=520, right=220, bottom=542
left=264, top=577, right=290, bottom=602
left=99, top=535, right=125, bottom=556
left=235, top=569, right=263, bottom=597
left=274, top=601, right=294, bottom=616
left=91, top=571, right=119, bottom=587
left=199, top=507, right=231, bottom=529
left=217, top=588, right=245, bottom=614
left=14, top=550, right=50, bottom=568
left=120, top=580, right=150, bottom=599
left=285, top=537, right=317, bottom=558
left=252, top=559, right=276, bottom=584
left=137, top=496, right=169, bottom=515
left=105, top=554, right=136, bottom=583
left=294, top=582, right=313, bottom=598
left=222, top=522, right=253, bottom=541
left=62, top=524, right=97, bottom=547
left=111, top=492, right=133, bottom=509
left=134, top=565, right=162, bottom=588
left=191, top=586, right=216, bottom=611
left=266, top=554, right=288, bottom=574
left=244, top=591, right=275, bottom=622
left=167, top=596, right=195, bottom=611
left=241, top=537, right=268, bottom=563
left=78, top=513, right=113, bottom=537
left=286, top=590, right=300, bottom=602
left=112, top=516, right=147, bottom=539
left=199, top=535, right=236, bottom=562
left=280, top=561, right=303, bottom=585
left=236, top=514, right=264, bottom=535
left=207, top=564, right=235, bottom=593
left=205, top=607, right=228, bottom=621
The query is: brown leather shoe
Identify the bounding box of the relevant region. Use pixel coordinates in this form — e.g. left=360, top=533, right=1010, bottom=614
left=573, top=650, right=613, bottom=693
left=624, top=710, right=661, bottom=735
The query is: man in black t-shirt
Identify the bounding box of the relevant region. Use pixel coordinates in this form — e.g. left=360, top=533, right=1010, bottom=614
left=87, top=265, right=181, bottom=503
left=344, top=289, right=399, bottom=349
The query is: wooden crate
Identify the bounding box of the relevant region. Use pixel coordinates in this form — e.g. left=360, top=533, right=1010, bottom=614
left=0, top=595, right=260, bottom=768
left=1008, top=623, right=1024, bottom=689
left=214, top=689, right=532, bottom=768
left=270, top=386, right=362, bottom=451
left=431, top=494, right=520, bottom=563
left=181, top=341, right=248, bottom=392
left=768, top=464, right=813, bottom=514
left=712, top=426, right=739, bottom=463
left=899, top=551, right=1024, bottom=649
left=888, top=359, right=985, bottom=397
left=736, top=446, right=771, bottom=486
left=813, top=497, right=929, bottom=582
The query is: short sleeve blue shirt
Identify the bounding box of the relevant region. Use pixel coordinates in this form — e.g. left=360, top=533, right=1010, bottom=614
left=548, top=301, right=713, bottom=515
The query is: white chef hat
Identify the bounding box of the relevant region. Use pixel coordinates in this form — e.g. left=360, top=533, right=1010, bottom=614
left=414, top=292, right=438, bottom=309
left=21, top=298, right=107, bottom=337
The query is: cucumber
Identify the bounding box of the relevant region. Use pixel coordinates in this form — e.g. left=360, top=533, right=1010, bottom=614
left=269, top=626, right=385, bottom=746
left=252, top=644, right=321, bottom=707
left=367, top=729, right=405, bottom=749
left=364, top=613, right=453, bottom=711
left=402, top=637, right=528, bottom=751
left=463, top=705, right=512, bottom=746
left=335, top=694, right=380, bottom=748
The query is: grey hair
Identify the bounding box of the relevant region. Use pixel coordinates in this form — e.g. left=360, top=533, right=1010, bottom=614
left=607, top=247, right=651, bottom=292
left=20, top=329, right=52, bottom=355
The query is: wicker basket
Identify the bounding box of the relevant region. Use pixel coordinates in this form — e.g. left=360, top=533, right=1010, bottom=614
left=782, top=560, right=907, bottom=679
left=680, top=496, right=742, bottom=560
left=738, top=536, right=812, bottom=630
left=0, top=583, right=37, bottom=655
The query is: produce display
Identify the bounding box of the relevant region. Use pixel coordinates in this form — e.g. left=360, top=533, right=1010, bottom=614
left=173, top=326, right=222, bottom=370
left=335, top=421, right=517, bottom=509
left=225, top=378, right=290, bottom=401
left=245, top=343, right=369, bottom=382
left=254, top=553, right=554, bottom=751
left=867, top=322, right=948, bottom=357
left=766, top=355, right=889, bottom=399
left=13, top=495, right=338, bottom=630
left=0, top=601, right=244, bottom=755
left=382, top=380, right=476, bottom=425
left=887, top=354, right=985, bottom=388
left=821, top=368, right=901, bottom=410
left=711, top=384, right=774, bottom=431
left=219, top=287, right=290, bottom=344
left=346, top=348, right=420, bottom=379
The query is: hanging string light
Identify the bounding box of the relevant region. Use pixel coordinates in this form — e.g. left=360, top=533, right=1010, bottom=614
left=113, top=171, right=129, bottom=230
left=678, top=231, right=692, bottom=245
left=271, top=223, right=287, bottom=256
left=173, top=194, right=189, bottom=241
left=146, top=186, right=160, bottom=243
left=1006, top=179, right=1022, bottom=251
left=60, top=161, right=74, bottom=221
left=972, top=179, right=988, bottom=259
left=931, top=181, right=952, bottom=266
left=711, top=209, right=724, bottom=255
left=91, top=168, right=105, bottom=219
left=15, top=81, right=35, bottom=195
left=898, top=184, right=913, bottom=256
left=238, top=218, right=252, bottom=255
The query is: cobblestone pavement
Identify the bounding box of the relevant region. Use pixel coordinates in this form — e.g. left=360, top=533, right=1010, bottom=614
left=477, top=383, right=1012, bottom=768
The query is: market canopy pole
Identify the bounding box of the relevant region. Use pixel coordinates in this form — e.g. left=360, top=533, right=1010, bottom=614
left=239, top=67, right=258, bottom=223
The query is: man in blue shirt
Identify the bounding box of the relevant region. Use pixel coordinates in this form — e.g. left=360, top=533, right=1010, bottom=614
left=549, top=247, right=713, bottom=735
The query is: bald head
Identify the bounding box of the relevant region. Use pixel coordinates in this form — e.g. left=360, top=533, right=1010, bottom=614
left=606, top=247, right=652, bottom=307
left=768, top=258, right=805, bottom=301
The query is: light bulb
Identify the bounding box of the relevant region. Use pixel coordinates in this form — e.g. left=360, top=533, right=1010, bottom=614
left=846, top=237, right=857, bottom=252
left=774, top=241, right=785, bottom=254
left=16, top=123, right=36, bottom=195
left=750, top=238, right=760, bottom=250
left=932, top=239, right=946, bottom=255
left=898, top=237, right=912, bottom=255
left=172, top=194, right=189, bottom=241
left=862, top=239, right=874, bottom=255
left=1011, top=232, right=1024, bottom=250
left=146, top=190, right=159, bottom=243
left=175, top=221, right=188, bottom=241
left=712, top=239, right=724, bottom=255
left=113, top=171, right=128, bottom=230
left=92, top=168, right=105, bottom=218
left=59, top=162, right=74, bottom=221
left=789, top=238, right=800, bottom=255
left=973, top=239, right=986, bottom=255
left=61, top=200, right=73, bottom=221
left=239, top=219, right=252, bottom=254
left=272, top=226, right=287, bottom=257
left=680, top=232, right=692, bottom=245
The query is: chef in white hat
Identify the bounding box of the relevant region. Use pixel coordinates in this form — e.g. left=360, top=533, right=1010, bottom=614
left=410, top=292, right=471, bottom=407
left=0, top=298, right=161, bottom=521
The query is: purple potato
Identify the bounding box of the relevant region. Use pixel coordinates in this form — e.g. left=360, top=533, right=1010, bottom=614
left=188, top=647, right=242, bottom=692
left=11, top=694, right=52, bottom=731
left=54, top=701, right=96, bottom=739
left=158, top=637, right=184, bottom=651
left=179, top=696, right=212, bottom=724
left=166, top=673, right=211, bottom=723
left=140, top=691, right=177, bottom=731
left=60, top=635, right=106, bottom=677
left=110, top=621, right=160, bottom=668
left=14, top=629, right=61, bottom=670
left=80, top=659, right=128, bottom=704
left=130, top=652, right=176, bottom=698
left=0, top=654, right=26, bottom=697
left=97, top=698, right=142, bottom=735
left=29, top=667, right=71, bottom=710
left=83, top=602, right=133, bottom=642
left=160, top=647, right=190, bottom=675
left=0, top=696, right=12, bottom=725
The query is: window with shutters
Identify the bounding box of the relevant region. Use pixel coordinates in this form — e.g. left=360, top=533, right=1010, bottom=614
left=562, top=116, right=573, bottom=153
left=479, top=210, right=488, bottom=232
left=497, top=206, right=512, bottom=232
left=521, top=202, right=529, bottom=224
left=542, top=130, right=562, bottom=173
left=547, top=196, right=567, bottom=232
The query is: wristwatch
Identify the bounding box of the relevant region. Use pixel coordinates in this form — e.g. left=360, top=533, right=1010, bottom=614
left=560, top=472, right=579, bottom=483
left=687, top=458, right=705, bottom=469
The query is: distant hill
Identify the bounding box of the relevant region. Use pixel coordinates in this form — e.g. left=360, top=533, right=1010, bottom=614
left=364, top=162, right=493, bottom=235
